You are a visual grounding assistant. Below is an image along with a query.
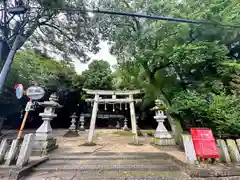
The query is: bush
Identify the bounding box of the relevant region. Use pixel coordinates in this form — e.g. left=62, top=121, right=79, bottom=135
left=170, top=91, right=240, bottom=136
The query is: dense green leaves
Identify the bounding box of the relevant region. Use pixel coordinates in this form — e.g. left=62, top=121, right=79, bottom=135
left=0, top=50, right=81, bottom=116
left=171, top=92, right=240, bottom=135
left=8, top=50, right=77, bottom=91
left=94, top=0, right=240, bottom=135
left=0, top=0, right=100, bottom=64
left=82, top=60, right=113, bottom=90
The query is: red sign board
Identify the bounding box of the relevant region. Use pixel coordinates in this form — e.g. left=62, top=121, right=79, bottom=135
left=190, top=128, right=219, bottom=159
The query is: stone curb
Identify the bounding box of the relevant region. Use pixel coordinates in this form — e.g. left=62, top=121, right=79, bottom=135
left=167, top=153, right=240, bottom=177
left=8, top=156, right=49, bottom=180
left=151, top=144, right=240, bottom=178
left=162, top=152, right=240, bottom=178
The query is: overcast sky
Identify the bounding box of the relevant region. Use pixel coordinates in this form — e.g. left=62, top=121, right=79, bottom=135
left=73, top=41, right=117, bottom=74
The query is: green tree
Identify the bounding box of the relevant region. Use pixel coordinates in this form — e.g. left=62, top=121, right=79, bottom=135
left=82, top=60, right=113, bottom=90
left=0, top=50, right=81, bottom=118
left=95, top=0, right=239, bottom=96
left=0, top=0, right=101, bottom=93
left=170, top=91, right=240, bottom=136
left=0, top=0, right=100, bottom=63
left=94, top=0, right=240, bottom=135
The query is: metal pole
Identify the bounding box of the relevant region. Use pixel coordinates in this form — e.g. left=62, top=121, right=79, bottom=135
left=17, top=98, right=32, bottom=139
left=0, top=36, right=20, bottom=92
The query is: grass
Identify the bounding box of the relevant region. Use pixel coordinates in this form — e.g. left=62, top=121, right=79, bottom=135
left=141, top=129, right=155, bottom=137
left=113, top=129, right=155, bottom=137
left=112, top=131, right=134, bottom=136
left=79, top=142, right=97, bottom=146
left=128, top=142, right=143, bottom=146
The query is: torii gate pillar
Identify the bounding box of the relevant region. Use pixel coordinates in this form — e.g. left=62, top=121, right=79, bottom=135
left=129, top=94, right=138, bottom=143
left=87, top=94, right=99, bottom=144
left=129, top=94, right=137, bottom=134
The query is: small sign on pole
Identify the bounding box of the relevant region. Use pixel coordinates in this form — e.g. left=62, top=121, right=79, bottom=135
left=25, top=101, right=32, bottom=112
left=26, top=86, right=45, bottom=100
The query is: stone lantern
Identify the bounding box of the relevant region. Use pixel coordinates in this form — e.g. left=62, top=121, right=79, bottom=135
left=69, top=112, right=77, bottom=131
left=79, top=113, right=85, bottom=131
left=153, top=99, right=175, bottom=146
left=64, top=112, right=79, bottom=137
left=33, top=93, right=62, bottom=155
left=122, top=118, right=129, bottom=131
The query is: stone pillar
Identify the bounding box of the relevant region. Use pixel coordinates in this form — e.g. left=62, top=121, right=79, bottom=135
left=0, top=139, right=8, bottom=163
left=217, top=139, right=231, bottom=164
left=181, top=134, right=197, bottom=165
left=129, top=94, right=137, bottom=134
left=236, top=139, right=240, bottom=151
left=16, top=134, right=34, bottom=167
left=226, top=139, right=240, bottom=163
left=129, top=94, right=138, bottom=144
left=79, top=114, right=85, bottom=131
left=87, top=94, right=99, bottom=144
left=5, top=139, right=20, bottom=166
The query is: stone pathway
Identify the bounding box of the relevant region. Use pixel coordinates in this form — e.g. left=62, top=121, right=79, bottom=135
left=54, top=131, right=161, bottom=153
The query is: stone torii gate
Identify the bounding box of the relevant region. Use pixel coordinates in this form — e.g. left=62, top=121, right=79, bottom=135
left=83, top=89, right=141, bottom=144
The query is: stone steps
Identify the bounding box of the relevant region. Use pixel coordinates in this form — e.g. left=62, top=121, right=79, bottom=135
left=24, top=171, right=190, bottom=180
left=24, top=152, right=189, bottom=180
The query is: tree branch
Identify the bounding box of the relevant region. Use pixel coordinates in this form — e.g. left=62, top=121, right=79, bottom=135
left=152, top=61, right=173, bottom=75
left=42, top=23, right=75, bottom=43
left=122, top=0, right=141, bottom=31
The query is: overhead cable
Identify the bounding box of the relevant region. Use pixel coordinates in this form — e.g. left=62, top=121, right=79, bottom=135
left=0, top=6, right=239, bottom=28
left=53, top=7, right=240, bottom=28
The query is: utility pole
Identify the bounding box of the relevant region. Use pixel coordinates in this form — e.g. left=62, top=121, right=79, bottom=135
left=0, top=0, right=27, bottom=92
